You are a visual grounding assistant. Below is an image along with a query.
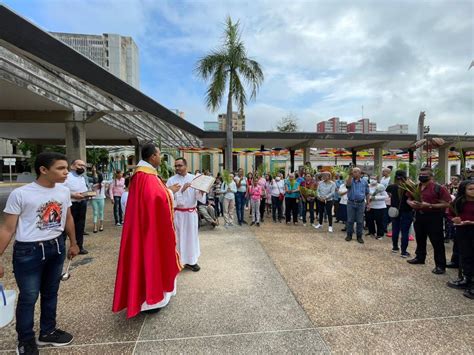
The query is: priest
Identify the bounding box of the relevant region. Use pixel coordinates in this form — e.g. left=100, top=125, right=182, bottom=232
left=166, top=158, right=206, bottom=272
left=112, top=143, right=182, bottom=318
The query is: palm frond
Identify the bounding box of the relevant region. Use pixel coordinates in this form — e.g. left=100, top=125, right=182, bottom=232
left=231, top=72, right=247, bottom=114
left=205, top=61, right=228, bottom=111
left=238, top=58, right=264, bottom=100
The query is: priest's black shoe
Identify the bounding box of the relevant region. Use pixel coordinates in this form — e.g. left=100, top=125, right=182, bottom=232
left=464, top=286, right=474, bottom=299
left=447, top=277, right=470, bottom=290
left=185, top=264, right=201, bottom=272
left=445, top=261, right=459, bottom=269
left=432, top=266, right=446, bottom=275
left=142, top=308, right=161, bottom=314
left=357, top=237, right=364, bottom=244
left=407, top=258, right=424, bottom=265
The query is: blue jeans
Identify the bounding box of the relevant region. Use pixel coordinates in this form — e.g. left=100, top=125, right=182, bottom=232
left=391, top=211, right=413, bottom=253
left=235, top=191, right=246, bottom=223
left=346, top=200, right=365, bottom=238
left=113, top=196, right=123, bottom=224
left=13, top=236, right=66, bottom=342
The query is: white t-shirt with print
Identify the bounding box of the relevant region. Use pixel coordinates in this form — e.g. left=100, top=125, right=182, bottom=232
left=3, top=182, right=72, bottom=242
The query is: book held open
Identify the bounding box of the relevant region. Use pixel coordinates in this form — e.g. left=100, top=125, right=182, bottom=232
left=190, top=174, right=215, bottom=193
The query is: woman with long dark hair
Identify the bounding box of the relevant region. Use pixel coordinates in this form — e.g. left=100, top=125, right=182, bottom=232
left=447, top=180, right=474, bottom=299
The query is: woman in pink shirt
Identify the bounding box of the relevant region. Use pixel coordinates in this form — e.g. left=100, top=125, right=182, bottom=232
left=109, top=170, right=125, bottom=226
left=248, top=177, right=263, bottom=226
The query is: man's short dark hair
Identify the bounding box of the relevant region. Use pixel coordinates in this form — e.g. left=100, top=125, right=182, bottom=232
left=141, top=143, right=158, bottom=161
left=176, top=157, right=187, bottom=166
left=35, top=152, right=68, bottom=177
left=420, top=167, right=434, bottom=176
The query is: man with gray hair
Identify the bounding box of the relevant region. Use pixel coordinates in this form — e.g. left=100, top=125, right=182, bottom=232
left=345, top=167, right=370, bottom=243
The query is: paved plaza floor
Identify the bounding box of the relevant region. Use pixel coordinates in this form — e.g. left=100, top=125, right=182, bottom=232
left=0, top=198, right=472, bottom=354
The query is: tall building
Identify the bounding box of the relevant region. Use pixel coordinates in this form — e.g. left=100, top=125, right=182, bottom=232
left=388, top=124, right=409, bottom=134
left=347, top=119, right=377, bottom=133
left=50, top=32, right=140, bottom=89
left=218, top=112, right=245, bottom=131
left=316, top=117, right=347, bottom=133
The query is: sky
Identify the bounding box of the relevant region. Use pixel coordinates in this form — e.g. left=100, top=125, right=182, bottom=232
left=3, top=0, right=473, bottom=134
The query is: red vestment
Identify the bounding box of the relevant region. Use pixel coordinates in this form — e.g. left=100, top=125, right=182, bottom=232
left=112, top=166, right=182, bottom=318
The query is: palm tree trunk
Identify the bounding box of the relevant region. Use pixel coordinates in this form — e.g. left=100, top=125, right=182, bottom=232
left=225, top=79, right=233, bottom=172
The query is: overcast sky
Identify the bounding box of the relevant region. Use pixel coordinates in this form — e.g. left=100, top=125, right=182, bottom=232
left=4, top=0, right=474, bottom=134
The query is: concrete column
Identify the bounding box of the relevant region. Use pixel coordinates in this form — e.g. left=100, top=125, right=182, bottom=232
left=303, top=146, right=311, bottom=166
left=65, top=117, right=86, bottom=163
left=290, top=149, right=295, bottom=173
left=438, top=147, right=449, bottom=183
left=351, top=149, right=357, bottom=166
left=134, top=144, right=141, bottom=165
left=374, top=147, right=383, bottom=176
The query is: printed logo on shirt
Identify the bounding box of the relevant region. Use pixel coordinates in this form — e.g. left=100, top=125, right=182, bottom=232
left=36, top=200, right=63, bottom=230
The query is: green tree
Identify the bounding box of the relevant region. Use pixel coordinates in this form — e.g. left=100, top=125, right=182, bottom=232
left=195, top=16, right=264, bottom=171
left=276, top=113, right=299, bottom=132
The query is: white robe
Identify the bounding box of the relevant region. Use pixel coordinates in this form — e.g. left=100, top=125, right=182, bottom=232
left=167, top=173, right=206, bottom=265
left=135, top=160, right=177, bottom=312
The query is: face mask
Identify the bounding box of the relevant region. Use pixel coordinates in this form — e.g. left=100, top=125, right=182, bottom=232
left=75, top=168, right=85, bottom=175
left=418, top=175, right=430, bottom=183
left=362, top=176, right=369, bottom=182
left=370, top=179, right=377, bottom=184
left=275, top=177, right=281, bottom=181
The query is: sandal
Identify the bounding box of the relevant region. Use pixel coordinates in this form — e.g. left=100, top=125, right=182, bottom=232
left=93, top=229, right=98, bottom=233
left=99, top=226, right=104, bottom=232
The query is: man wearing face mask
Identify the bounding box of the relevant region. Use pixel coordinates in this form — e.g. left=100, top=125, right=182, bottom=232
left=407, top=167, right=452, bottom=274
left=63, top=159, right=89, bottom=255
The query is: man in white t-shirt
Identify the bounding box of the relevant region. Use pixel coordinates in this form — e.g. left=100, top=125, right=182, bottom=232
left=0, top=152, right=79, bottom=355
left=63, top=159, right=89, bottom=254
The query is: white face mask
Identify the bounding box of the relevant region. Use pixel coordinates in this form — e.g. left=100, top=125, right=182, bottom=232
left=275, top=177, right=281, bottom=181
left=370, top=179, right=377, bottom=184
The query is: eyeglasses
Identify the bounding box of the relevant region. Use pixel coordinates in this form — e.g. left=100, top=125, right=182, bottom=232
left=174, top=165, right=184, bottom=168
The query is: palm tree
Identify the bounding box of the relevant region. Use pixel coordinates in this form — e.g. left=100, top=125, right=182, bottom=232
left=195, top=16, right=264, bottom=171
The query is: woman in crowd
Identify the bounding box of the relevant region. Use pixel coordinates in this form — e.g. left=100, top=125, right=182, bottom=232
left=270, top=172, right=285, bottom=223
left=213, top=176, right=224, bottom=218
left=91, top=167, right=107, bottom=233
left=257, top=173, right=267, bottom=223
left=366, top=176, right=388, bottom=240
left=265, top=174, right=273, bottom=217
left=300, top=172, right=317, bottom=227
left=337, top=181, right=348, bottom=232
left=221, top=173, right=237, bottom=227
left=284, top=172, right=300, bottom=225
left=447, top=180, right=474, bottom=299
left=386, top=170, right=413, bottom=257
left=109, top=170, right=126, bottom=226
left=248, top=177, right=263, bottom=226
left=315, top=172, right=336, bottom=232
left=246, top=172, right=254, bottom=215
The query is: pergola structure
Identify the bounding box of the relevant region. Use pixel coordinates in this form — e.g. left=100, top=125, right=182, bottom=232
left=1, top=5, right=473, bottom=183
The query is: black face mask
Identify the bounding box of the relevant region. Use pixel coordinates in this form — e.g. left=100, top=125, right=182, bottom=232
left=418, top=175, right=430, bottom=183
left=76, top=168, right=85, bottom=175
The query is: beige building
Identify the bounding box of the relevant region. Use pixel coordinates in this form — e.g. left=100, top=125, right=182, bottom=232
left=218, top=112, right=245, bottom=131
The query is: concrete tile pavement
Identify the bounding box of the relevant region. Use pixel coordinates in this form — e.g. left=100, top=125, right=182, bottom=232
left=253, top=220, right=474, bottom=353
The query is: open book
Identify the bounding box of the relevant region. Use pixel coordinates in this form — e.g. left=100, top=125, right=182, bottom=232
left=190, top=174, right=215, bottom=193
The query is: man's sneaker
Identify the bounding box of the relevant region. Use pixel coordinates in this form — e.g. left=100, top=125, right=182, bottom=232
left=400, top=252, right=411, bottom=258
left=392, top=248, right=400, bottom=253
left=17, top=339, right=39, bottom=355
left=116, top=223, right=122, bottom=226
left=328, top=226, right=333, bottom=233
left=375, top=236, right=383, bottom=240
left=37, top=329, right=73, bottom=347
left=314, top=224, right=322, bottom=229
